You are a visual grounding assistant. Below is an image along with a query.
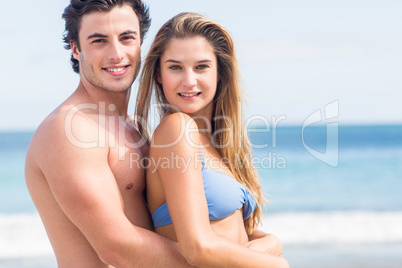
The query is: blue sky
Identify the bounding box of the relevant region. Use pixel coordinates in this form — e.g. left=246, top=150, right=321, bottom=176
left=0, top=0, right=401, bottom=130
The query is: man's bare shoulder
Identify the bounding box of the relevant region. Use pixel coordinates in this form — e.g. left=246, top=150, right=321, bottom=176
left=27, top=100, right=105, bottom=166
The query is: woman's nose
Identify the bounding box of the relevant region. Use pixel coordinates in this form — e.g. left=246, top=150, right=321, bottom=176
left=182, top=70, right=196, bottom=88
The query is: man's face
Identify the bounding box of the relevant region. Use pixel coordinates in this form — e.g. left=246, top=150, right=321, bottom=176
left=72, top=5, right=141, bottom=93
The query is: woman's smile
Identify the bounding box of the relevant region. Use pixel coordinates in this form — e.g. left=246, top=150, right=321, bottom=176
left=178, top=92, right=202, bottom=99
left=159, top=36, right=218, bottom=118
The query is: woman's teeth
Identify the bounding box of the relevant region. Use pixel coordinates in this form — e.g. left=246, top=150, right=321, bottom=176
left=179, top=93, right=200, bottom=97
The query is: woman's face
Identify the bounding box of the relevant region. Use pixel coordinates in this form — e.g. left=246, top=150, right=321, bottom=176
left=159, top=36, right=218, bottom=119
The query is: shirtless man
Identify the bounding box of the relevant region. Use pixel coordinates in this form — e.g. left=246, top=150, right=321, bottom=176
left=25, top=1, right=190, bottom=267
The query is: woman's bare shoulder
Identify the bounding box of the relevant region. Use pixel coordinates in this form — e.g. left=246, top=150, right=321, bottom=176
left=152, top=112, right=199, bottom=147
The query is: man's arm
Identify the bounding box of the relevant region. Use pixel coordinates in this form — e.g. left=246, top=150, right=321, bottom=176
left=37, top=114, right=191, bottom=268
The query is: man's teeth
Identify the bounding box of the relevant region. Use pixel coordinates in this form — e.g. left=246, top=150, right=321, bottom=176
left=180, top=93, right=199, bottom=97
left=106, top=67, right=125, bottom=72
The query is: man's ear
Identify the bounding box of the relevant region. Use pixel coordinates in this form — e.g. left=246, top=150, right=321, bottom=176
left=71, top=41, right=80, bottom=60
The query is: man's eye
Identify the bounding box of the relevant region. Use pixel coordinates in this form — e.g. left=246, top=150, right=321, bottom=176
left=92, top=39, right=105, bottom=44
left=122, top=36, right=135, bottom=41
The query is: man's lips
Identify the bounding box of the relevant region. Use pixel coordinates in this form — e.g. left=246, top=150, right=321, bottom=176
left=102, top=65, right=129, bottom=76
left=104, top=66, right=126, bottom=72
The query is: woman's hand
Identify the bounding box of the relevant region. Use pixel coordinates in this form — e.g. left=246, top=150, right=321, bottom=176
left=245, top=230, right=283, bottom=256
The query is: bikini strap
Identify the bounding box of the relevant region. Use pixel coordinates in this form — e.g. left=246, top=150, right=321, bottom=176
left=199, top=148, right=206, bottom=168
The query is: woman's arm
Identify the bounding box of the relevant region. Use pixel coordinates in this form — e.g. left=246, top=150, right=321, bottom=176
left=245, top=228, right=283, bottom=256
left=151, top=113, right=289, bottom=268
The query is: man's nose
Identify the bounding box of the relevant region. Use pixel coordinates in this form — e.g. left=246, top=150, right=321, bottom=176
left=108, top=40, right=123, bottom=62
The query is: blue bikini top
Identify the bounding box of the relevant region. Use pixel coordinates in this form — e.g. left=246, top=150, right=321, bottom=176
left=151, top=150, right=257, bottom=227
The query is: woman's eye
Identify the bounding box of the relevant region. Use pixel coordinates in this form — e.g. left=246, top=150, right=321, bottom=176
left=169, top=65, right=181, bottom=70
left=196, top=64, right=209, bottom=70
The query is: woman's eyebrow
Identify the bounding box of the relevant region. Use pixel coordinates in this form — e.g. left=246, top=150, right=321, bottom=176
left=164, top=59, right=213, bottom=63
left=165, top=59, right=181, bottom=63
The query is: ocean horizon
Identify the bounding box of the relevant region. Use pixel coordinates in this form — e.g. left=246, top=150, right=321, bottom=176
left=1, top=124, right=402, bottom=267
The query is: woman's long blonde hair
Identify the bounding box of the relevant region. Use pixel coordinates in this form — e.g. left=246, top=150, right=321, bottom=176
left=135, top=12, right=264, bottom=234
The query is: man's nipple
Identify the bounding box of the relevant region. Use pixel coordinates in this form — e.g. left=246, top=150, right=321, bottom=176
left=126, top=183, right=134, bottom=190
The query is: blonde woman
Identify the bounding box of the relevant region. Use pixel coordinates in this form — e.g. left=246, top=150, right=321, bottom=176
left=136, top=12, right=288, bottom=267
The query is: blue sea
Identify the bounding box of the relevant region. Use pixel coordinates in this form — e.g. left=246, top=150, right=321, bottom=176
left=1, top=125, right=402, bottom=267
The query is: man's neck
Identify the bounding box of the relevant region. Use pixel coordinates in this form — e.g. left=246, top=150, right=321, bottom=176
left=76, top=80, right=131, bottom=119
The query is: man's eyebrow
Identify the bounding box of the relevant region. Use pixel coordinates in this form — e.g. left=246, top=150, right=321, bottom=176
left=87, top=33, right=108, bottom=40
left=87, top=30, right=138, bottom=40
left=120, top=30, right=138, bottom=36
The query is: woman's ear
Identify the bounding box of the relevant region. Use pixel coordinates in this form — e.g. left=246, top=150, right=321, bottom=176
left=156, top=68, right=162, bottom=84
